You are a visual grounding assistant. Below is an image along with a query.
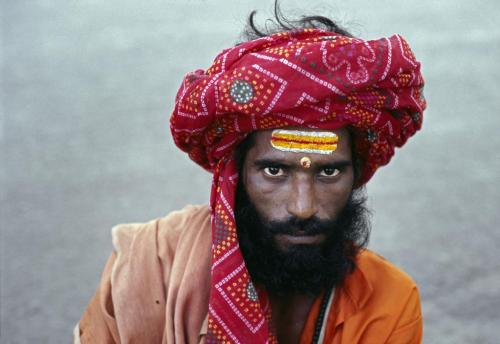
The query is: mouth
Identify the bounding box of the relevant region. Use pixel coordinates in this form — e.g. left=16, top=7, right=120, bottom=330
left=275, top=232, right=326, bottom=246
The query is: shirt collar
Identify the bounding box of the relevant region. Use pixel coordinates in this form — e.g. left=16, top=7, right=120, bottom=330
left=333, top=250, right=374, bottom=327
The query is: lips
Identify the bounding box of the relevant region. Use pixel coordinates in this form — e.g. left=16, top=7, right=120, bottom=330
left=275, top=233, right=326, bottom=246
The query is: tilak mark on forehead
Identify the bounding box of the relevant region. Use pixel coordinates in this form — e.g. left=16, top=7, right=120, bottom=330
left=270, top=129, right=339, bottom=155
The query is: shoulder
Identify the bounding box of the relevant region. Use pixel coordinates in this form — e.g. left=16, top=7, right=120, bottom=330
left=357, top=249, right=422, bottom=336
left=354, top=249, right=420, bottom=312
left=110, top=204, right=211, bottom=255
left=357, top=249, right=417, bottom=292
left=337, top=250, right=422, bottom=342
left=76, top=205, right=212, bottom=343
left=363, top=249, right=423, bottom=340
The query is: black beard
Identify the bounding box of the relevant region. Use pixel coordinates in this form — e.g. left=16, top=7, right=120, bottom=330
left=235, top=183, right=371, bottom=295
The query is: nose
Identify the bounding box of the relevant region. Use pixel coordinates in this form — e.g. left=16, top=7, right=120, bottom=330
left=286, top=175, right=318, bottom=220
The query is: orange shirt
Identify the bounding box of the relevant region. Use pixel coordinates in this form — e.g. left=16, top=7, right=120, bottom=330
left=76, top=205, right=422, bottom=343
left=300, top=250, right=422, bottom=343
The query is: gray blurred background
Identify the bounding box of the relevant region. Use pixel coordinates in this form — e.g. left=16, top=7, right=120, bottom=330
left=2, top=0, right=499, bottom=343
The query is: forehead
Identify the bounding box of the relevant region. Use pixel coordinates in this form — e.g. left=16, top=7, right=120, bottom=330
left=248, top=127, right=352, bottom=161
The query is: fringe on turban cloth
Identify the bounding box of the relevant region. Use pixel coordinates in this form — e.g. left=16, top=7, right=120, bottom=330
left=170, top=28, right=426, bottom=343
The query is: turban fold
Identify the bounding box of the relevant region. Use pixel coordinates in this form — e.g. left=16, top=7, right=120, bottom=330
left=170, top=29, right=425, bottom=343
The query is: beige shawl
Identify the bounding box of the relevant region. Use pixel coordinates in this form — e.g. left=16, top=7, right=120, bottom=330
left=76, top=205, right=212, bottom=343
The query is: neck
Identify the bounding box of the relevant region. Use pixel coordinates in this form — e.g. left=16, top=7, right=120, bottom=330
left=269, top=291, right=319, bottom=344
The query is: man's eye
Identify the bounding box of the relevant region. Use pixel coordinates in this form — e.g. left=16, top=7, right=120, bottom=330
left=263, top=167, right=285, bottom=177
left=319, top=167, right=340, bottom=177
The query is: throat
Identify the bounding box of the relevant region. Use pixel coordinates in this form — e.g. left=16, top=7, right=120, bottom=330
left=269, top=292, right=318, bottom=344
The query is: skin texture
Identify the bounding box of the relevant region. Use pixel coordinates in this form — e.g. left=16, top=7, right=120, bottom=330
left=241, top=127, right=354, bottom=344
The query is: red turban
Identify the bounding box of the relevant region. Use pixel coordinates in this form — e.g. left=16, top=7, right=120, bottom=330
left=170, top=29, right=425, bottom=343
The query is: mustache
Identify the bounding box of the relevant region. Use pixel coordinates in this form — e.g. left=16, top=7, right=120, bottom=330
left=265, top=216, right=337, bottom=236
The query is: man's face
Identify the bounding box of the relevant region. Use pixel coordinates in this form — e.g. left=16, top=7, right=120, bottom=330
left=241, top=127, right=355, bottom=251
left=236, top=127, right=368, bottom=294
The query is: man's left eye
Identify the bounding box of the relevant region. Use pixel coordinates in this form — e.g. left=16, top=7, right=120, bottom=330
left=319, top=167, right=340, bottom=177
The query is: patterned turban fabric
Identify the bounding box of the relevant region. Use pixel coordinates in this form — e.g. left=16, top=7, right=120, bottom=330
left=170, top=29, right=426, bottom=343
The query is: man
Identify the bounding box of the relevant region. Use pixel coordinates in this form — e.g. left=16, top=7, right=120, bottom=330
left=76, top=8, right=426, bottom=344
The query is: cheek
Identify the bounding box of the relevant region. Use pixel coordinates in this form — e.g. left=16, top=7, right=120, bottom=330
left=317, top=189, right=349, bottom=219
left=317, top=178, right=354, bottom=217
left=244, top=173, right=288, bottom=217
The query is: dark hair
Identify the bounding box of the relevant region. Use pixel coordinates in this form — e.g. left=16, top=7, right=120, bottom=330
left=242, top=0, right=354, bottom=41
left=235, top=133, right=255, bottom=172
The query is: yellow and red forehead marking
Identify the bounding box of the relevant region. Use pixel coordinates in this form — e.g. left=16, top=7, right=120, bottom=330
left=270, top=129, right=338, bottom=155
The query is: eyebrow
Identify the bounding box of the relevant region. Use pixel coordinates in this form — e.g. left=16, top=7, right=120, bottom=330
left=253, top=158, right=352, bottom=169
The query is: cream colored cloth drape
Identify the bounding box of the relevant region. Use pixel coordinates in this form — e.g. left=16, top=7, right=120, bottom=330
left=76, top=205, right=211, bottom=343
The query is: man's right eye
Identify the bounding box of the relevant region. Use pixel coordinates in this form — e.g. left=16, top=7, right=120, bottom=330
left=263, top=167, right=285, bottom=177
